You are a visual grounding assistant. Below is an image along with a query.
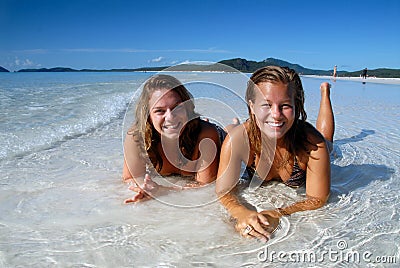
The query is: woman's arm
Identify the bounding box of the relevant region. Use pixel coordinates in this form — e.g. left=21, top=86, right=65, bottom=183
left=216, top=125, right=272, bottom=241
left=193, top=122, right=222, bottom=185
left=123, top=133, right=167, bottom=203
left=123, top=133, right=147, bottom=185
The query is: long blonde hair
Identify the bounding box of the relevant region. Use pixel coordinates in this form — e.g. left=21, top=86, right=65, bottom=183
left=245, top=66, right=309, bottom=156
left=128, top=74, right=201, bottom=171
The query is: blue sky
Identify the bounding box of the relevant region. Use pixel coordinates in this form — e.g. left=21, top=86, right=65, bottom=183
left=1, top=0, right=399, bottom=72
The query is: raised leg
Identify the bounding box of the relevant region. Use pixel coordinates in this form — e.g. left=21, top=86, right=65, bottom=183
left=316, top=82, right=335, bottom=142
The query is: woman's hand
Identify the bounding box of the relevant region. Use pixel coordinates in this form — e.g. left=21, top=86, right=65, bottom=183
left=260, top=209, right=282, bottom=232
left=260, top=209, right=283, bottom=219
left=124, top=174, right=161, bottom=203
left=234, top=209, right=274, bottom=242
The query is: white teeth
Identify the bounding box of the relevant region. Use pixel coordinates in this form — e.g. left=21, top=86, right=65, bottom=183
left=163, top=123, right=179, bottom=129
left=268, top=122, right=284, bottom=127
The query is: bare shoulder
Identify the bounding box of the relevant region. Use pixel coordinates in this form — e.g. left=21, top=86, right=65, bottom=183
left=304, top=122, right=326, bottom=146
left=302, top=122, right=330, bottom=161
left=217, top=121, right=252, bottom=169
left=221, top=122, right=249, bottom=151
left=198, top=120, right=220, bottom=139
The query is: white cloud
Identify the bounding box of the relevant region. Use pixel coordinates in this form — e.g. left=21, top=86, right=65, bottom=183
left=23, top=59, right=33, bottom=66
left=150, top=56, right=164, bottom=63
left=14, top=57, right=35, bottom=67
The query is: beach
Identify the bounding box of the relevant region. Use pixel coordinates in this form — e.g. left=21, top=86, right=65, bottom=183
left=0, top=72, right=399, bottom=267
left=304, top=75, right=400, bottom=85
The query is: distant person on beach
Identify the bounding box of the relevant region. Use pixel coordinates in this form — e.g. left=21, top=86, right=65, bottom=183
left=362, top=68, right=368, bottom=79
left=122, top=74, right=236, bottom=203
left=333, top=65, right=337, bottom=78
left=216, top=66, right=334, bottom=241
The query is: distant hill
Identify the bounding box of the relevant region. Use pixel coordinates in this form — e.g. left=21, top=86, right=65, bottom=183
left=17, top=66, right=169, bottom=72
left=218, top=58, right=400, bottom=78
left=15, top=58, right=400, bottom=78
left=218, top=58, right=331, bottom=75
left=18, top=67, right=78, bottom=72
left=0, top=66, right=10, bottom=72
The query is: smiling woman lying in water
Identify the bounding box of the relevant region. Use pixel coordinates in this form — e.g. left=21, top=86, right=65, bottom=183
left=122, top=74, right=234, bottom=203
left=216, top=66, right=334, bottom=242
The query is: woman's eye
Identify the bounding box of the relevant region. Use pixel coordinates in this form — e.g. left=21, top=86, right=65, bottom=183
left=261, top=103, right=271, bottom=108
left=281, top=104, right=293, bottom=109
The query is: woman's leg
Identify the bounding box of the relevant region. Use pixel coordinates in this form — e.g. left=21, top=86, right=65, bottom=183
left=316, top=82, right=335, bottom=143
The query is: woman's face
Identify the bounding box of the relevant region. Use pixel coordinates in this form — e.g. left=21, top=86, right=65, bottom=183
left=249, top=81, right=295, bottom=140
left=148, top=89, right=188, bottom=139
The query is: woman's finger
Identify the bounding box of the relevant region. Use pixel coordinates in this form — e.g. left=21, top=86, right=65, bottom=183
left=124, top=197, right=136, bottom=204
left=128, top=185, right=142, bottom=192
left=247, top=228, right=268, bottom=243
left=124, top=192, right=146, bottom=203
left=251, top=220, right=270, bottom=240
left=132, top=192, right=149, bottom=202
left=257, top=213, right=270, bottom=226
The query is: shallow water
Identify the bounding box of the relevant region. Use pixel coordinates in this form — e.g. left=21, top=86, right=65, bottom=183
left=0, top=72, right=399, bottom=267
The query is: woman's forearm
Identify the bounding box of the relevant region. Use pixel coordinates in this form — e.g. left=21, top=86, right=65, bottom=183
left=218, top=190, right=250, bottom=219
left=277, top=196, right=327, bottom=216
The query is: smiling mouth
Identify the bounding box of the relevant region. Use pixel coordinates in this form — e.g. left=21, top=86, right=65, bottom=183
left=163, top=122, right=181, bottom=130
left=267, top=122, right=284, bottom=127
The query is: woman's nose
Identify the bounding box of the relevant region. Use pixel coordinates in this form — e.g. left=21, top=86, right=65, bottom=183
left=164, top=108, right=175, bottom=119
left=270, top=105, right=281, bottom=119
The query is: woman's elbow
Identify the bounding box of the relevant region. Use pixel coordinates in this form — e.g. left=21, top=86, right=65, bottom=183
left=307, top=194, right=329, bottom=209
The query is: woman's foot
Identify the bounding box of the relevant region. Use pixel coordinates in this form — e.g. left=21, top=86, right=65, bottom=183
left=320, top=82, right=331, bottom=98
left=232, top=117, right=240, bottom=125
left=224, top=117, right=240, bottom=133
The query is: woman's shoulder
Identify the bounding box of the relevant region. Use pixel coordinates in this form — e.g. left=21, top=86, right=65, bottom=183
left=199, top=119, right=216, bottom=129
left=300, top=122, right=328, bottom=154
left=197, top=119, right=249, bottom=145
left=219, top=122, right=252, bottom=163
left=198, top=120, right=221, bottom=139
left=220, top=121, right=250, bottom=149
left=300, top=121, right=324, bottom=142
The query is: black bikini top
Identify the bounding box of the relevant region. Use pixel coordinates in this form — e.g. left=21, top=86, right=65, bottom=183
left=284, top=157, right=306, bottom=188
left=246, top=156, right=306, bottom=188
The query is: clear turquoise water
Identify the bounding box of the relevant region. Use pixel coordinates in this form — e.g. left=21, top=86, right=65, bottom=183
left=0, top=72, right=399, bottom=267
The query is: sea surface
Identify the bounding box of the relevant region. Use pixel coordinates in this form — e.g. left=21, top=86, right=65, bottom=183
left=0, top=72, right=399, bottom=267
